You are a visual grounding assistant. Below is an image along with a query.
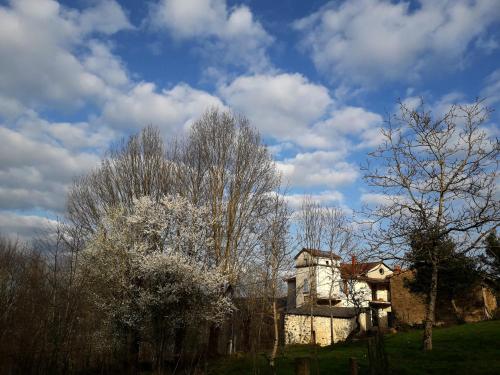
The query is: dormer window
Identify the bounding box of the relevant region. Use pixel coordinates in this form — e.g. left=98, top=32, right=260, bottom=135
left=303, top=279, right=309, bottom=294
left=379, top=268, right=385, bottom=275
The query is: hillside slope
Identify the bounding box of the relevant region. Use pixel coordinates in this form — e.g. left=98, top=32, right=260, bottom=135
left=210, top=320, right=500, bottom=374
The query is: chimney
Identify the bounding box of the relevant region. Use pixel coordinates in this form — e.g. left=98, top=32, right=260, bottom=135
left=351, top=255, right=357, bottom=266
left=394, top=265, right=402, bottom=273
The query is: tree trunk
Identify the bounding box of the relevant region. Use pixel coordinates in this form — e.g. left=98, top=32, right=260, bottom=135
left=174, top=325, right=186, bottom=355
left=309, top=309, right=314, bottom=344
left=482, top=286, right=492, bottom=319
left=354, top=310, right=361, bottom=334
left=270, top=300, right=279, bottom=370
left=423, top=261, right=438, bottom=351
left=207, top=324, right=220, bottom=358
left=154, top=328, right=167, bottom=375
left=127, top=329, right=139, bottom=375
left=450, top=298, right=463, bottom=323
left=330, top=314, right=334, bottom=345
left=328, top=297, right=335, bottom=345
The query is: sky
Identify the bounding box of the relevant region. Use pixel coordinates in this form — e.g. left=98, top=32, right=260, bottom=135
left=0, top=0, right=499, bottom=240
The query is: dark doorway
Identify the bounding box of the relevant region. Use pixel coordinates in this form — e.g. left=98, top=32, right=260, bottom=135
left=387, top=312, right=394, bottom=328
left=371, top=309, right=379, bottom=327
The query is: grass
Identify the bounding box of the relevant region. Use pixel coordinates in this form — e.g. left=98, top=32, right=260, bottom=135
left=209, top=320, right=500, bottom=374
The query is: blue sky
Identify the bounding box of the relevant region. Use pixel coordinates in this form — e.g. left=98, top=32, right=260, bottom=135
left=0, top=0, right=499, bottom=239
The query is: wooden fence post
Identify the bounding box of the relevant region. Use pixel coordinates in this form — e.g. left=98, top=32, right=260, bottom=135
left=367, top=331, right=389, bottom=375
left=294, top=356, right=311, bottom=375
left=349, top=357, right=358, bottom=375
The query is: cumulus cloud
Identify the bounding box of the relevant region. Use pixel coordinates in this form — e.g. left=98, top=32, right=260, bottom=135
left=220, top=73, right=384, bottom=149
left=360, top=193, right=393, bottom=206
left=312, top=106, right=383, bottom=149
left=149, top=0, right=273, bottom=72
left=219, top=73, right=332, bottom=146
left=77, top=0, right=133, bottom=35
left=482, top=68, right=500, bottom=105
left=284, top=190, right=344, bottom=210
left=13, top=113, right=117, bottom=152
left=100, top=82, right=225, bottom=135
left=277, top=150, right=359, bottom=188
left=0, top=212, right=57, bottom=241
left=0, top=125, right=100, bottom=213
left=294, top=0, right=500, bottom=86
left=0, top=0, right=132, bottom=112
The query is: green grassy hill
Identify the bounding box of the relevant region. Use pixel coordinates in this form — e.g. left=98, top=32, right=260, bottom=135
left=209, top=320, right=500, bottom=374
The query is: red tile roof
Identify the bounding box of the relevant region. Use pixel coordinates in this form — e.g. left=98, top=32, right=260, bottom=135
left=340, top=262, right=381, bottom=279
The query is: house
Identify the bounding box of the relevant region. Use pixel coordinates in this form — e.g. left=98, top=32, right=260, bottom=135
left=284, top=248, right=393, bottom=346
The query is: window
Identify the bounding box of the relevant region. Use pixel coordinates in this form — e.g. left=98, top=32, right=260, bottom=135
left=379, top=268, right=385, bottom=275
left=326, top=261, right=330, bottom=266
left=303, top=279, right=309, bottom=294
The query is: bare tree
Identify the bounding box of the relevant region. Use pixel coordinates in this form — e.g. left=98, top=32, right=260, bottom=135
left=172, top=109, right=281, bottom=354
left=323, top=207, right=355, bottom=341
left=362, top=99, right=499, bottom=350
left=340, top=257, right=374, bottom=334
left=259, top=192, right=292, bottom=370
left=296, top=200, right=368, bottom=342
left=67, top=126, right=173, bottom=236
left=296, top=197, right=324, bottom=344
left=173, top=109, right=281, bottom=284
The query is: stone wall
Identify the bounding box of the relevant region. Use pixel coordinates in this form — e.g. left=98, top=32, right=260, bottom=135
left=390, top=270, right=498, bottom=326
left=390, top=271, right=427, bottom=326
left=284, top=314, right=357, bottom=346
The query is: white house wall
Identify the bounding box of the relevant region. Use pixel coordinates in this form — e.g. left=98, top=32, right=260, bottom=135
left=295, top=266, right=310, bottom=307
left=376, top=288, right=389, bottom=301
left=338, top=280, right=372, bottom=308
left=315, top=263, right=341, bottom=300
left=295, top=253, right=341, bottom=307
left=366, top=263, right=392, bottom=279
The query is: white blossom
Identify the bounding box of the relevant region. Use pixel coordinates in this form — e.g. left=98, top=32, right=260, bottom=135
left=80, top=195, right=232, bottom=333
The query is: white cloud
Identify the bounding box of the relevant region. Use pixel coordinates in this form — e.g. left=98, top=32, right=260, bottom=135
left=0, top=0, right=132, bottom=112
left=312, top=106, right=383, bottom=149
left=277, top=150, right=359, bottom=188
left=0, top=125, right=100, bottom=213
left=78, top=0, right=133, bottom=35
left=0, top=212, right=57, bottom=241
left=284, top=190, right=344, bottom=210
left=219, top=73, right=332, bottom=147
left=482, top=68, right=500, bottom=105
left=218, top=73, right=383, bottom=149
left=220, top=74, right=385, bottom=149
left=83, top=40, right=130, bottom=88
left=0, top=95, right=25, bottom=119
left=14, top=112, right=116, bottom=152
left=100, top=82, right=225, bottom=135
left=360, top=193, right=392, bottom=206
left=294, top=0, right=500, bottom=86
left=149, top=0, right=273, bottom=72
left=360, top=193, right=409, bottom=209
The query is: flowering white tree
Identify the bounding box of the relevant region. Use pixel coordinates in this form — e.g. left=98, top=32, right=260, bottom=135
left=80, top=195, right=233, bottom=373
